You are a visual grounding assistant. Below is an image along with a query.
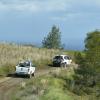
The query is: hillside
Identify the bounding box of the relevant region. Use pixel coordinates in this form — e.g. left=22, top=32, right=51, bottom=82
left=0, top=43, right=73, bottom=75
left=0, top=43, right=99, bottom=100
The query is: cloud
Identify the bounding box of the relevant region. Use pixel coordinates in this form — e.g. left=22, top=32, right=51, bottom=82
left=0, top=0, right=100, bottom=13
left=0, top=0, right=68, bottom=13
left=49, top=0, right=100, bottom=21
left=0, top=1, right=38, bottom=13
left=0, top=0, right=100, bottom=21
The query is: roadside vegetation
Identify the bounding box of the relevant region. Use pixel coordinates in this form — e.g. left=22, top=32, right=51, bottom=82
left=73, top=30, right=100, bottom=99
left=11, top=65, right=97, bottom=100
left=11, top=67, right=78, bottom=100
left=0, top=42, right=73, bottom=76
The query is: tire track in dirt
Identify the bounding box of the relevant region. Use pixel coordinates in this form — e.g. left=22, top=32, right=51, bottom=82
left=0, top=77, right=24, bottom=100
left=0, top=64, right=77, bottom=100
left=0, top=68, right=56, bottom=100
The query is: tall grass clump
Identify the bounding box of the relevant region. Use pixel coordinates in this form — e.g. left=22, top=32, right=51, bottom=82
left=0, top=43, right=62, bottom=66
left=0, top=43, right=63, bottom=75
left=12, top=74, right=73, bottom=100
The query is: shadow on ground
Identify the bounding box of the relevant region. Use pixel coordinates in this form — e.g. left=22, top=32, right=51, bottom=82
left=7, top=73, right=30, bottom=79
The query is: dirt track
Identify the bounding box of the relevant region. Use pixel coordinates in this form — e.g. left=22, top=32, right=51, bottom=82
left=0, top=64, right=77, bottom=100
left=0, top=68, right=55, bottom=100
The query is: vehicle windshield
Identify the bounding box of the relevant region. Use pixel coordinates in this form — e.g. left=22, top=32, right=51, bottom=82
left=19, top=62, right=30, bottom=67
left=54, top=56, right=63, bottom=60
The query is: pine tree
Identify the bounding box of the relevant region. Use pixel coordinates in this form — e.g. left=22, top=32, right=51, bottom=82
left=42, top=25, right=62, bottom=49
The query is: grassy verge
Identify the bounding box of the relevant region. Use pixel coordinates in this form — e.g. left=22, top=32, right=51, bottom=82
left=0, top=43, right=74, bottom=76
left=11, top=67, right=80, bottom=100
left=11, top=65, right=98, bottom=100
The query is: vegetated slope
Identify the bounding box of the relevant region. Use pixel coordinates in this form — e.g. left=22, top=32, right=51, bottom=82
left=11, top=66, right=81, bottom=100
left=0, top=43, right=73, bottom=75
left=0, top=43, right=81, bottom=100
left=0, top=43, right=58, bottom=67
left=0, top=68, right=56, bottom=100
left=12, top=64, right=97, bottom=100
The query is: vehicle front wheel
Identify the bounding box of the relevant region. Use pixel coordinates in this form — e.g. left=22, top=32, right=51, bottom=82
left=53, top=63, right=56, bottom=67
left=64, top=63, right=67, bottom=68
left=61, top=63, right=67, bottom=68
left=28, top=73, right=32, bottom=78
left=60, top=63, right=63, bottom=67
left=32, top=73, right=35, bottom=77
left=14, top=73, right=18, bottom=77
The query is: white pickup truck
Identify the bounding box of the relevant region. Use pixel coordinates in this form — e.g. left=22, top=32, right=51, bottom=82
left=15, top=60, right=35, bottom=78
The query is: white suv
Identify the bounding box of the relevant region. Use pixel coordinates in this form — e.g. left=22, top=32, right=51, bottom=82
left=15, top=60, right=35, bottom=78
left=53, top=55, right=72, bottom=67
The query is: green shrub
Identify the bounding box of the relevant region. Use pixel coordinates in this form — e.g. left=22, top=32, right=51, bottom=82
left=41, top=87, right=72, bottom=100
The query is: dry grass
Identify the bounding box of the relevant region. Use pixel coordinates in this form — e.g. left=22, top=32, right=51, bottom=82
left=0, top=43, right=62, bottom=68
left=0, top=42, right=74, bottom=75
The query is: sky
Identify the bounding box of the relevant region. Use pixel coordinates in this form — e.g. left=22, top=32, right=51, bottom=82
left=0, top=0, right=100, bottom=50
